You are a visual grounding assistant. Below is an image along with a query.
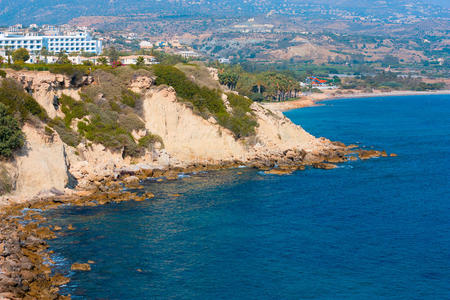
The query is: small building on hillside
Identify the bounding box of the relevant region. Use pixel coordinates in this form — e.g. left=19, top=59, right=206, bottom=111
left=139, top=41, right=153, bottom=49
left=119, top=55, right=158, bottom=65
left=218, top=57, right=231, bottom=64
left=177, top=50, right=200, bottom=59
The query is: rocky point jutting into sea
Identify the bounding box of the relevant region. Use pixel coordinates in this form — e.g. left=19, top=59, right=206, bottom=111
left=0, top=66, right=391, bottom=299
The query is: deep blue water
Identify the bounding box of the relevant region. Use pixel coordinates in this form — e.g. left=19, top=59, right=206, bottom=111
left=46, top=95, right=450, bottom=299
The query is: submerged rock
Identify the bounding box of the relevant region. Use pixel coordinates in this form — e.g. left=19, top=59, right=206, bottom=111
left=264, top=169, right=294, bottom=175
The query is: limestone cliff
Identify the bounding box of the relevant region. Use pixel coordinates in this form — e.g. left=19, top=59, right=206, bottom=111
left=0, top=68, right=333, bottom=202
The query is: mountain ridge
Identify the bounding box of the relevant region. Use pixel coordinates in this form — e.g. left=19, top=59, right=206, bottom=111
left=0, top=0, right=448, bottom=25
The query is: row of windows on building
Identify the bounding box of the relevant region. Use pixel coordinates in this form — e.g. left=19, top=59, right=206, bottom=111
left=48, top=38, right=89, bottom=42
left=48, top=47, right=97, bottom=52
left=1, top=45, right=42, bottom=50
left=0, top=40, right=42, bottom=44
left=48, top=42, right=96, bottom=47
left=0, top=44, right=96, bottom=51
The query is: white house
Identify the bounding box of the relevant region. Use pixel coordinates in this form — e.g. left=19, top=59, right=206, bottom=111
left=139, top=41, right=153, bottom=49
left=218, top=58, right=231, bottom=64
left=119, top=55, right=158, bottom=65
left=177, top=50, right=200, bottom=59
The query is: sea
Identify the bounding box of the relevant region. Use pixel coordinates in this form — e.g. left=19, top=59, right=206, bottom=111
left=45, top=94, right=450, bottom=299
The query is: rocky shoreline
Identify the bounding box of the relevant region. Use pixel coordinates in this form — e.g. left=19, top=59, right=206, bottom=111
left=0, top=68, right=397, bottom=298
left=0, top=142, right=397, bottom=299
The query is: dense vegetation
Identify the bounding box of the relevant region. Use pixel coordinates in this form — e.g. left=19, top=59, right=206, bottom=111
left=153, top=64, right=257, bottom=138
left=0, top=79, right=48, bottom=159
left=0, top=79, right=48, bottom=123
left=216, top=65, right=305, bottom=102
left=0, top=103, right=25, bottom=158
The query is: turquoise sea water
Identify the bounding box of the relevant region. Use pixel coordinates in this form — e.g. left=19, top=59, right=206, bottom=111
left=46, top=95, right=450, bottom=299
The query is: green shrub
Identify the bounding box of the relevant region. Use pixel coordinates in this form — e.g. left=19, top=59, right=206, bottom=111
left=0, top=70, right=6, bottom=78
left=227, top=93, right=253, bottom=112
left=0, top=103, right=25, bottom=158
left=118, top=113, right=145, bottom=133
left=44, top=126, right=54, bottom=136
left=48, top=118, right=81, bottom=147
left=138, top=134, right=164, bottom=149
left=0, top=78, right=48, bottom=122
left=12, top=48, right=30, bottom=63
left=77, top=115, right=141, bottom=157
left=10, top=64, right=24, bottom=71
left=109, top=101, right=121, bottom=112
left=120, top=90, right=138, bottom=108
left=24, top=97, right=47, bottom=120
left=59, top=94, right=88, bottom=126
left=0, top=165, right=13, bottom=195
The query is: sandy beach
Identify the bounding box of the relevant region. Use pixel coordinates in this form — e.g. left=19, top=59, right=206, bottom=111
left=262, top=89, right=450, bottom=112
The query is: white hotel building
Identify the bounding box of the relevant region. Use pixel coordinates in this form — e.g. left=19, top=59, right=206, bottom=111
left=0, top=32, right=102, bottom=54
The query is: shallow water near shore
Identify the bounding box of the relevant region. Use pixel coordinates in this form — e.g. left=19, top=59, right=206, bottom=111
left=45, top=94, right=450, bottom=299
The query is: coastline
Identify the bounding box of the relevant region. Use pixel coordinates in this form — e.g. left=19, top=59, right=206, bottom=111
left=0, top=143, right=395, bottom=298
left=262, top=89, right=450, bottom=112
left=0, top=69, right=404, bottom=298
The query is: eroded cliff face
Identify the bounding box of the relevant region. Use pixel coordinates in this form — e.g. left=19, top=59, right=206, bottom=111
left=0, top=69, right=332, bottom=202
left=12, top=124, right=69, bottom=198
left=142, top=87, right=248, bottom=163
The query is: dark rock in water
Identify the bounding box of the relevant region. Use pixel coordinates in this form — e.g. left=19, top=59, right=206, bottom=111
left=313, top=163, right=338, bottom=170
left=358, top=149, right=382, bottom=160
left=71, top=263, right=91, bottom=271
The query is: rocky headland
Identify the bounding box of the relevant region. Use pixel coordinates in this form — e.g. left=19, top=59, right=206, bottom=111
left=0, top=65, right=395, bottom=299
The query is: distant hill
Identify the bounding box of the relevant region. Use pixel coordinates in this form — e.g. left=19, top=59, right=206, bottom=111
left=0, top=0, right=448, bottom=25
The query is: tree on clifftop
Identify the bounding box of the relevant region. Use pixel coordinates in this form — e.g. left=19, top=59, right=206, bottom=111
left=105, top=47, right=119, bottom=64
left=0, top=103, right=24, bottom=158
left=97, top=57, right=108, bottom=65
left=11, top=48, right=30, bottom=63
left=56, top=51, right=71, bottom=64
left=136, top=56, right=145, bottom=66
